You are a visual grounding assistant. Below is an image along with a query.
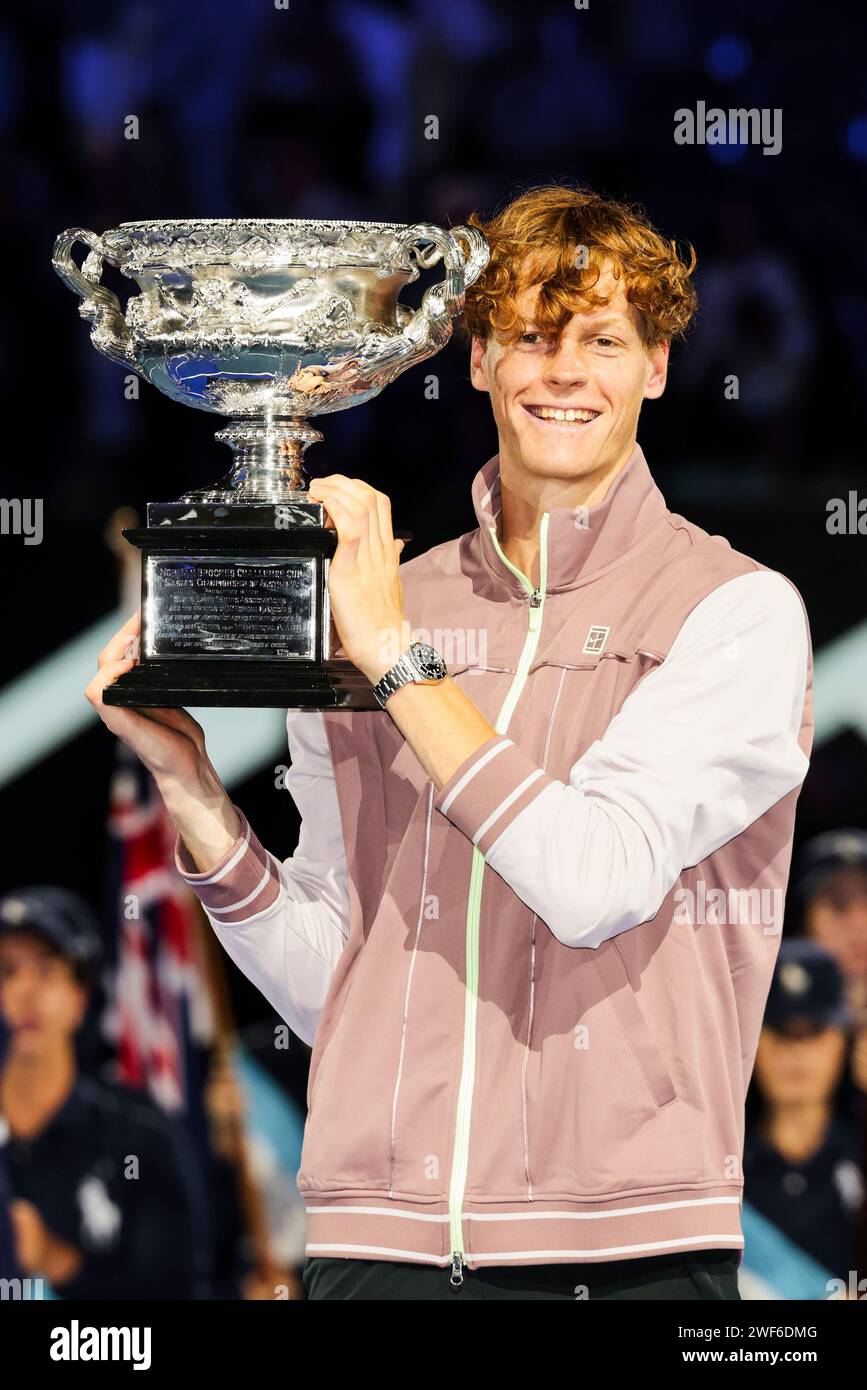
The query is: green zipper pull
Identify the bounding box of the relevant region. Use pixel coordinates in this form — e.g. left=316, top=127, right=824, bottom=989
left=449, top=1252, right=465, bottom=1290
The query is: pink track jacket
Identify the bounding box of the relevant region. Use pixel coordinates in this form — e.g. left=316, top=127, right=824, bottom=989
left=175, top=442, right=813, bottom=1275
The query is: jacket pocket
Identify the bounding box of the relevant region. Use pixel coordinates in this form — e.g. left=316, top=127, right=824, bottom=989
left=297, top=951, right=397, bottom=1192
left=589, top=938, right=678, bottom=1110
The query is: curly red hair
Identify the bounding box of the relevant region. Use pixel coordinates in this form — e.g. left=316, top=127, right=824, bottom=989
left=460, top=184, right=697, bottom=349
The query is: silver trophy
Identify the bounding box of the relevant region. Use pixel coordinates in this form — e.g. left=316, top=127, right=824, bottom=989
left=53, top=217, right=488, bottom=708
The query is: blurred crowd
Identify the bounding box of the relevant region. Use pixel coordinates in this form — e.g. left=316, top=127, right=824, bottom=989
left=1, top=826, right=865, bottom=1299
left=743, top=831, right=867, bottom=1293
left=0, top=0, right=865, bottom=1299
left=0, top=882, right=307, bottom=1299
left=3, top=0, right=867, bottom=522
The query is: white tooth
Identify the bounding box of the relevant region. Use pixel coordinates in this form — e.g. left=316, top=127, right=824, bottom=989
left=531, top=406, right=600, bottom=421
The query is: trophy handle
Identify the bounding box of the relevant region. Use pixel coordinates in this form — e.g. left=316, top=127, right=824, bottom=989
left=393, top=222, right=490, bottom=349
left=448, top=224, right=490, bottom=292
left=52, top=227, right=138, bottom=371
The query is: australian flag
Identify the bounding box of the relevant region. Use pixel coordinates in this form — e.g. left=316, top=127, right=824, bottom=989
left=102, top=742, right=214, bottom=1113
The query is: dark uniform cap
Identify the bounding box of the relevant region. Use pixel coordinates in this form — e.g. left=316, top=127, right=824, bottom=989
left=0, top=886, right=103, bottom=981
left=792, top=828, right=867, bottom=905
left=764, top=938, right=850, bottom=1036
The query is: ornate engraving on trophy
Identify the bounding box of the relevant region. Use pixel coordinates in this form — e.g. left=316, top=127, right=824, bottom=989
left=145, top=556, right=317, bottom=660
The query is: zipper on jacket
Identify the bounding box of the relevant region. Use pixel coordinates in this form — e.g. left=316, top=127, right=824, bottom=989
left=446, top=514, right=549, bottom=1288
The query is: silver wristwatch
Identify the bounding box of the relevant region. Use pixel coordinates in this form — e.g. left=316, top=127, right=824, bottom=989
left=373, top=640, right=448, bottom=709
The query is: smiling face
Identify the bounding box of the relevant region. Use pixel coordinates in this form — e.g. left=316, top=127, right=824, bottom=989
left=470, top=263, right=669, bottom=500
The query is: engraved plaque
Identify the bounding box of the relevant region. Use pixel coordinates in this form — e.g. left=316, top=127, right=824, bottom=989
left=145, top=555, right=317, bottom=660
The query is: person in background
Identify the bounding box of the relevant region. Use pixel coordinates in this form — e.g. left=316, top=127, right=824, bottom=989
left=0, top=1140, right=23, bottom=1288
left=745, top=938, right=864, bottom=1282
left=0, top=886, right=203, bottom=1299
left=793, top=830, right=867, bottom=1010
left=792, top=829, right=867, bottom=1103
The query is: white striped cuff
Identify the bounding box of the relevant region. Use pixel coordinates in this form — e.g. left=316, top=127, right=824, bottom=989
left=433, top=734, right=555, bottom=854
left=174, top=807, right=282, bottom=923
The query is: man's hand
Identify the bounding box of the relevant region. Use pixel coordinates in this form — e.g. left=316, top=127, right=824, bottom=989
left=84, top=610, right=211, bottom=785
left=307, top=474, right=497, bottom=786
left=9, top=1200, right=82, bottom=1283
left=84, top=610, right=241, bottom=871
left=307, top=475, right=410, bottom=685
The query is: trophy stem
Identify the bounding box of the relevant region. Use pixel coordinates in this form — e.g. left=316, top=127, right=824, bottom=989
left=181, top=418, right=324, bottom=504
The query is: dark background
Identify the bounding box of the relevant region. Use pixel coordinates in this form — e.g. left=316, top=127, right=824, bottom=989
left=1, top=0, right=866, bottom=1032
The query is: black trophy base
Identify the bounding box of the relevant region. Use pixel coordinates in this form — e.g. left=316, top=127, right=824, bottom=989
left=102, top=657, right=379, bottom=710
left=108, top=496, right=410, bottom=710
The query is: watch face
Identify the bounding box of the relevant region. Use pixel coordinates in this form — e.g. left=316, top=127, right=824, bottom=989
left=410, top=641, right=446, bottom=679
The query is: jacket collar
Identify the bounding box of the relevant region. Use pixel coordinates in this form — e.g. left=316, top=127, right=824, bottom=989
left=471, top=440, right=669, bottom=595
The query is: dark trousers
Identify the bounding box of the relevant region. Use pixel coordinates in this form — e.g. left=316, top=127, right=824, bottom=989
left=302, top=1248, right=741, bottom=1300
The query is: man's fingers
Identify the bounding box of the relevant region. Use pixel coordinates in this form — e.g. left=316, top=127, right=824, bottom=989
left=312, top=473, right=371, bottom=493
left=85, top=657, right=135, bottom=706
left=315, top=489, right=366, bottom=558
left=373, top=490, right=394, bottom=557
left=311, top=478, right=387, bottom=565
left=98, top=610, right=141, bottom=668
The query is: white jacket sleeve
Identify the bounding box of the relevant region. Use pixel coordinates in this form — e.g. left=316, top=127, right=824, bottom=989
left=174, top=710, right=350, bottom=1044
left=433, top=570, right=811, bottom=948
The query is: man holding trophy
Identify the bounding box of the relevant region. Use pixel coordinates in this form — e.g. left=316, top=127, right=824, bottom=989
left=76, top=186, right=812, bottom=1300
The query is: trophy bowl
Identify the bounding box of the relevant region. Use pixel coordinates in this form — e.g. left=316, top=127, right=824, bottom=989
left=53, top=217, right=489, bottom=499
left=53, top=217, right=489, bottom=708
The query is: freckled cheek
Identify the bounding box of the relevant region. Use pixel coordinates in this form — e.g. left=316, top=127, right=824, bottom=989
left=492, top=380, right=529, bottom=428
left=500, top=366, right=542, bottom=421
left=605, top=361, right=646, bottom=406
